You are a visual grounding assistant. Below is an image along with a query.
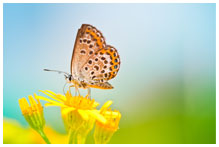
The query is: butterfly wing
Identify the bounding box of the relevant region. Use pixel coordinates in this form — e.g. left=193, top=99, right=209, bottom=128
left=80, top=45, right=121, bottom=89
left=71, top=24, right=106, bottom=79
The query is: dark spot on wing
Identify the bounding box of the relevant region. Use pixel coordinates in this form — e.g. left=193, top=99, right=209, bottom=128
left=88, top=60, right=92, bottom=64
left=94, top=66, right=99, bottom=71
left=89, top=44, right=93, bottom=48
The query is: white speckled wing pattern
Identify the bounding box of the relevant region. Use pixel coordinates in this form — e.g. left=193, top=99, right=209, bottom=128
left=71, top=24, right=120, bottom=89
left=81, top=45, right=120, bottom=84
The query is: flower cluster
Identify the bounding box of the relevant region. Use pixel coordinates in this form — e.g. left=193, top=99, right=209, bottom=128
left=18, top=94, right=50, bottom=144
left=94, top=101, right=121, bottom=144
left=18, top=90, right=121, bottom=144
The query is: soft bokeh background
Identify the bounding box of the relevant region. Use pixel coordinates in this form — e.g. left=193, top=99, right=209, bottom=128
left=3, top=3, right=216, bottom=144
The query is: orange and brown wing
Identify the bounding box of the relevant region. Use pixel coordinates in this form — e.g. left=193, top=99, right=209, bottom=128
left=81, top=45, right=121, bottom=88
left=71, top=24, right=106, bottom=78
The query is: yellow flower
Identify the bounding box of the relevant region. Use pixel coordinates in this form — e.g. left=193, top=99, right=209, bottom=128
left=94, top=101, right=121, bottom=144
left=3, top=118, right=36, bottom=144
left=37, top=90, right=107, bottom=144
left=3, top=118, right=68, bottom=144
left=18, top=94, right=51, bottom=144
left=18, top=94, right=45, bottom=132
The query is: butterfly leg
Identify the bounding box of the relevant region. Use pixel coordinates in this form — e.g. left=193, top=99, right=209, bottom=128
left=68, top=85, right=75, bottom=94
left=74, top=85, right=81, bottom=96
left=67, top=85, right=80, bottom=96
left=63, top=82, right=68, bottom=94
left=85, top=87, right=91, bottom=99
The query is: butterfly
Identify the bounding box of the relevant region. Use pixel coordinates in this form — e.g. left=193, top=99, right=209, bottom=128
left=45, top=24, right=121, bottom=96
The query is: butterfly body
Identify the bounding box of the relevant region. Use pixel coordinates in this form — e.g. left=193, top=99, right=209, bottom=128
left=70, top=24, right=120, bottom=90
left=44, top=24, right=120, bottom=94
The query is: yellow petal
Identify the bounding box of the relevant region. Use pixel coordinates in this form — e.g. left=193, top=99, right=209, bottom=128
left=92, top=102, right=99, bottom=107
left=34, top=93, right=42, bottom=106
left=44, top=90, right=57, bottom=96
left=36, top=95, right=66, bottom=107
left=105, top=111, right=121, bottom=117
left=56, top=94, right=67, bottom=101
left=78, top=109, right=89, bottom=121
left=18, top=98, right=29, bottom=114
left=44, top=103, right=62, bottom=107
left=39, top=90, right=63, bottom=103
left=86, top=110, right=107, bottom=124
left=100, top=100, right=113, bottom=111
left=28, top=95, right=39, bottom=111
left=44, top=90, right=66, bottom=101
left=61, top=107, right=76, bottom=115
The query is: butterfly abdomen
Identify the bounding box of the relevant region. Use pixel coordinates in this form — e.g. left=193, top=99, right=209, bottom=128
left=88, top=82, right=114, bottom=89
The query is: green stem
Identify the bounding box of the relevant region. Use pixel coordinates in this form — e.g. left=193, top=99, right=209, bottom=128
left=77, top=134, right=86, bottom=144
left=38, top=129, right=51, bottom=144
left=68, top=129, right=77, bottom=144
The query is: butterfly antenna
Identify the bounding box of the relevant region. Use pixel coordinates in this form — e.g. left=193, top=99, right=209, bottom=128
left=43, top=69, right=70, bottom=75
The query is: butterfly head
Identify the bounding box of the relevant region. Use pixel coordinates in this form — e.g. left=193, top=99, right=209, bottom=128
left=43, top=69, right=74, bottom=84
left=64, top=74, right=74, bottom=84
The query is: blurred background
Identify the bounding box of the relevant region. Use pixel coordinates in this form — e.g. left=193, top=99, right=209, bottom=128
left=3, top=3, right=216, bottom=144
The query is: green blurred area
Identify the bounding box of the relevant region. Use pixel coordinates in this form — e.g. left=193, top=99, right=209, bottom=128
left=81, top=77, right=215, bottom=144
left=108, top=78, right=215, bottom=144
